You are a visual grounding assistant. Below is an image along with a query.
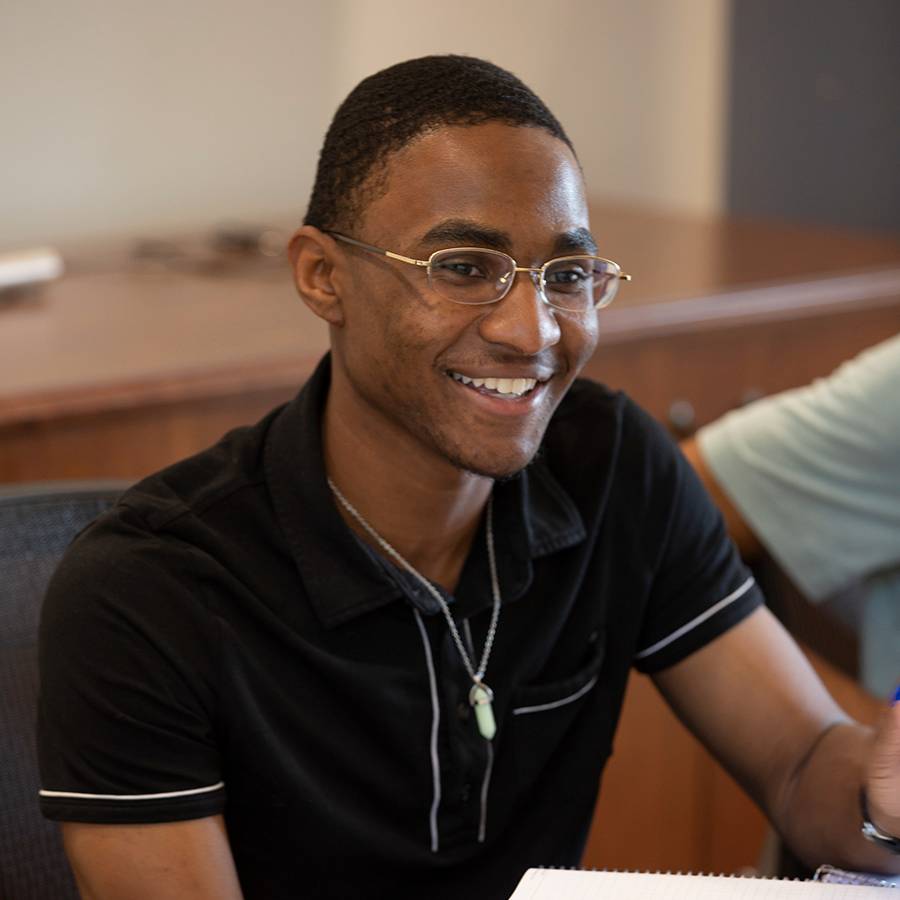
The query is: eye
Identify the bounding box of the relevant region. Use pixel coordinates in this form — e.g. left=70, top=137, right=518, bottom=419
left=431, top=254, right=490, bottom=281
left=436, top=259, right=487, bottom=280
left=545, top=262, right=593, bottom=292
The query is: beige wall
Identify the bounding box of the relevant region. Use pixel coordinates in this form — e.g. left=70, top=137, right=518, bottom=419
left=333, top=0, right=730, bottom=219
left=0, top=0, right=729, bottom=250
left=0, top=0, right=337, bottom=248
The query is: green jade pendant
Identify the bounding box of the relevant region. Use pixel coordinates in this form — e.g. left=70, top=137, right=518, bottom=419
left=468, top=682, right=496, bottom=741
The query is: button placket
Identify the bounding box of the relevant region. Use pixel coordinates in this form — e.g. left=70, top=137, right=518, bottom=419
left=435, top=619, right=490, bottom=844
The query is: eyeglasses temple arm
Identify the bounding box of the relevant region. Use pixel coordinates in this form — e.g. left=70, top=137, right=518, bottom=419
left=326, top=232, right=428, bottom=267
left=384, top=250, right=429, bottom=267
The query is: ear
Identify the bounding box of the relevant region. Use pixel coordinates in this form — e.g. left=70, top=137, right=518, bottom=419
left=288, top=226, right=346, bottom=326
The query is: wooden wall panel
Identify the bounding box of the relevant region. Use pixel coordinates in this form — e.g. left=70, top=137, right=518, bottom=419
left=0, top=388, right=296, bottom=484
left=586, top=306, right=900, bottom=435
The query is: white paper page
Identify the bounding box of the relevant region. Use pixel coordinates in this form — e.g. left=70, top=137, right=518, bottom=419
left=509, top=869, right=894, bottom=899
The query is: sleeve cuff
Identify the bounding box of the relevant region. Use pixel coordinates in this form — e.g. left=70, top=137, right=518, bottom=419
left=634, top=576, right=763, bottom=673
left=39, top=781, right=226, bottom=824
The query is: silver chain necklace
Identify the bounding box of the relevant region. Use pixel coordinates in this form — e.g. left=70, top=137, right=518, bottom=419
left=327, top=477, right=501, bottom=741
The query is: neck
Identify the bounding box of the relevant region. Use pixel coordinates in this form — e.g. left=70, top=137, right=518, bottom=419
left=322, top=375, right=492, bottom=592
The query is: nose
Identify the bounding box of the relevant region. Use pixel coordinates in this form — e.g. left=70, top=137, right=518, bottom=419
left=477, top=269, right=561, bottom=355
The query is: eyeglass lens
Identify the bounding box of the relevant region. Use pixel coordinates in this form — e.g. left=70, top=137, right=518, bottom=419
left=427, top=249, right=618, bottom=310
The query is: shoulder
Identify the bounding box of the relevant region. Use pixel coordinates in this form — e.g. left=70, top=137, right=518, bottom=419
left=702, top=332, right=900, bottom=462
left=43, top=406, right=283, bottom=633
left=540, top=378, right=689, bottom=539
left=123, top=405, right=280, bottom=528
left=546, top=377, right=682, bottom=480
left=548, top=376, right=665, bottom=443
left=822, top=332, right=900, bottom=445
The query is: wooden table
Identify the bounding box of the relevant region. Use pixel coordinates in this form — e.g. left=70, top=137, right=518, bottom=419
left=3, top=205, right=898, bottom=875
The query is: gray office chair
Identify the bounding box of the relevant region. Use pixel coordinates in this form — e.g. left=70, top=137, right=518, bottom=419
left=0, top=481, right=129, bottom=900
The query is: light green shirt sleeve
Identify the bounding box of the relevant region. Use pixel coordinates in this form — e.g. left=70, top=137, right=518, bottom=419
left=697, top=332, right=900, bottom=602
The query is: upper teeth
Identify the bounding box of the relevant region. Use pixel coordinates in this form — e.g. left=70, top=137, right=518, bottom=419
left=451, top=373, right=539, bottom=396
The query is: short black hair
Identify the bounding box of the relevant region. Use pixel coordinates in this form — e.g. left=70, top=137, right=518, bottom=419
left=303, top=55, right=573, bottom=233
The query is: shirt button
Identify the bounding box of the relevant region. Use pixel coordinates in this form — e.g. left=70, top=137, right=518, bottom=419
left=456, top=702, right=470, bottom=721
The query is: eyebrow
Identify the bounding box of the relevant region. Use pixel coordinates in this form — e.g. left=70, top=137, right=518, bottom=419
left=553, top=228, right=598, bottom=257
left=420, top=220, right=511, bottom=252
left=419, top=219, right=598, bottom=257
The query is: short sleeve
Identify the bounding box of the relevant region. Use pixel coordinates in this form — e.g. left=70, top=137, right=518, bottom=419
left=697, top=333, right=900, bottom=601
left=38, top=509, right=226, bottom=824
left=626, top=405, right=763, bottom=673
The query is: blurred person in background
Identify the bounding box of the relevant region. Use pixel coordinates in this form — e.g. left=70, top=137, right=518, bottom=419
left=684, top=332, right=900, bottom=697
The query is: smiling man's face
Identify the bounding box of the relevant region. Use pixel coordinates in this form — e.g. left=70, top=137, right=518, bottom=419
left=328, top=121, right=600, bottom=480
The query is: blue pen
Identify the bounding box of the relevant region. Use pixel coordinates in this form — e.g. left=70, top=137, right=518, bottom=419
left=894, top=683, right=900, bottom=705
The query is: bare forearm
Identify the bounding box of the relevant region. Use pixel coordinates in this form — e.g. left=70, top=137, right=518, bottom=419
left=776, top=722, right=900, bottom=874
left=655, top=609, right=900, bottom=875
left=62, top=817, right=244, bottom=900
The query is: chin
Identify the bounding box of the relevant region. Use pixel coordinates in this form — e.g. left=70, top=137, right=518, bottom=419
left=440, top=439, right=540, bottom=482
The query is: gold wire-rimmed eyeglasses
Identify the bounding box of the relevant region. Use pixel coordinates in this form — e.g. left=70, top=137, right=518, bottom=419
left=325, top=231, right=631, bottom=313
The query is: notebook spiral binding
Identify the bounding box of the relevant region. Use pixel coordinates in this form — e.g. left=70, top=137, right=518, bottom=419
left=535, top=865, right=898, bottom=888
left=537, top=866, right=804, bottom=881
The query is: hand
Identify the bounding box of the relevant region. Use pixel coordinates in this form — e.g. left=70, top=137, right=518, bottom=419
left=865, top=697, right=900, bottom=838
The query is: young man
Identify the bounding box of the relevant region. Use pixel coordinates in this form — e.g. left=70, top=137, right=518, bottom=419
left=39, top=56, right=900, bottom=900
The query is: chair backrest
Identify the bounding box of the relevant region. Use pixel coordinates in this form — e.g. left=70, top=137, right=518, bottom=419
left=0, top=481, right=129, bottom=900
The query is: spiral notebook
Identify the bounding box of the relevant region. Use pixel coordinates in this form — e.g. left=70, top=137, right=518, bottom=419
left=508, top=869, right=898, bottom=898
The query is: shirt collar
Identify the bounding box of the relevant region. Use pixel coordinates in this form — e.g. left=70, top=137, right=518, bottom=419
left=264, top=354, right=586, bottom=629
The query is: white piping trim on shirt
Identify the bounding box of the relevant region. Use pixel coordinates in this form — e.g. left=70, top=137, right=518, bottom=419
left=512, top=674, right=599, bottom=716
left=634, top=576, right=756, bottom=661
left=413, top=608, right=441, bottom=854
left=478, top=740, right=494, bottom=843
left=466, top=618, right=496, bottom=844
left=39, top=781, right=225, bottom=801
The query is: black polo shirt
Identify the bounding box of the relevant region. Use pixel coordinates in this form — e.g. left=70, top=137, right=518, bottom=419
left=38, top=354, right=761, bottom=899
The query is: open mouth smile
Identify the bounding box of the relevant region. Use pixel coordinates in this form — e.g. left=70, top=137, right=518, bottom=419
left=448, top=371, right=545, bottom=399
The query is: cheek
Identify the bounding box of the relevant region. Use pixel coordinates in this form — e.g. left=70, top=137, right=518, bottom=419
left=561, top=313, right=600, bottom=375
left=339, top=276, right=450, bottom=387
